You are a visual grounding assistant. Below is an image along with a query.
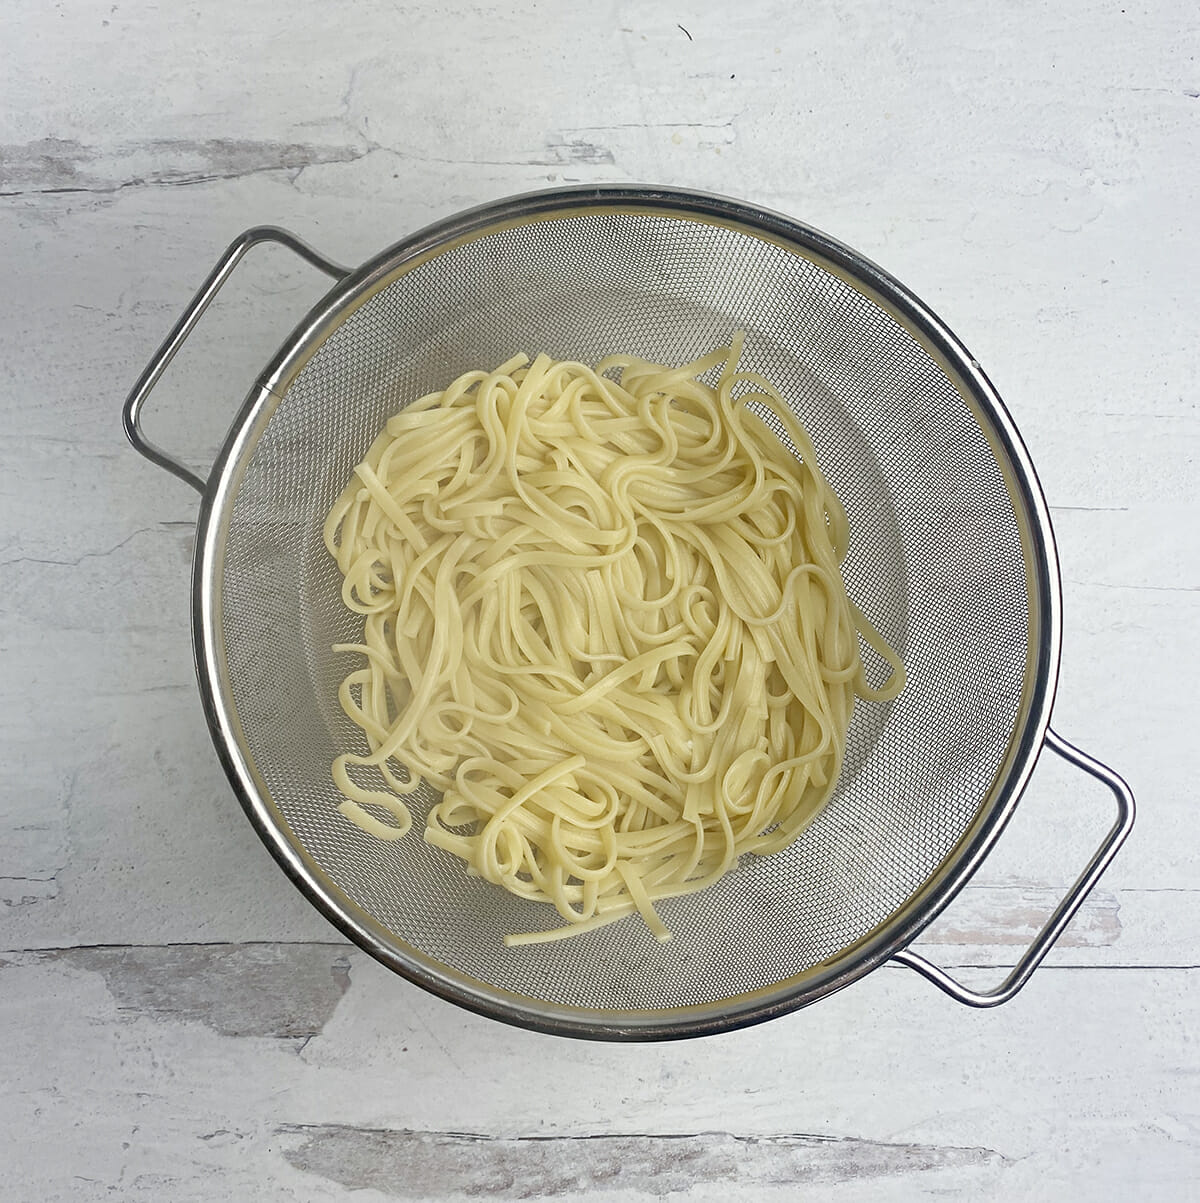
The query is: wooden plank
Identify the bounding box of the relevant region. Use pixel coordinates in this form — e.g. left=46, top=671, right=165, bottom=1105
left=1, top=949, right=1196, bottom=1198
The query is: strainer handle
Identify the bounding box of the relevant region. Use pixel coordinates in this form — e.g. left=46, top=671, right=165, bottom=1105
left=892, top=728, right=1136, bottom=1008
left=122, top=226, right=350, bottom=493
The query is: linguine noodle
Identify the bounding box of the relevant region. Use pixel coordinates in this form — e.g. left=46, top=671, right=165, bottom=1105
left=323, top=335, right=904, bottom=945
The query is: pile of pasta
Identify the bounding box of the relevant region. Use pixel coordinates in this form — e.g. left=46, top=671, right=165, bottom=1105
left=323, top=335, right=903, bottom=945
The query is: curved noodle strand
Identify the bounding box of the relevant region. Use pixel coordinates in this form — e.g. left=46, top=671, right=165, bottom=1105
left=324, top=335, right=904, bottom=944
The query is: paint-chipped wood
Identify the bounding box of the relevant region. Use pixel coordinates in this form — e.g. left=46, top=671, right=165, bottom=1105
left=278, top=1126, right=1008, bottom=1197
left=43, top=944, right=352, bottom=1039
left=919, top=886, right=1121, bottom=948
left=2, top=0, right=1197, bottom=1196
left=0, top=137, right=369, bottom=198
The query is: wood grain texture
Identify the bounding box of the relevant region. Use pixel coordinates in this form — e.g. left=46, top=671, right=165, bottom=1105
left=277, top=1127, right=1009, bottom=1197
left=2, top=0, right=1197, bottom=1197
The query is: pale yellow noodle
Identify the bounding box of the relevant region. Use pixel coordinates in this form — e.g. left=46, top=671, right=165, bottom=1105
left=323, top=334, right=904, bottom=944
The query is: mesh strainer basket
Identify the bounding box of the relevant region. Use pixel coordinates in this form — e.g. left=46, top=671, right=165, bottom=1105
left=124, top=186, right=1134, bottom=1039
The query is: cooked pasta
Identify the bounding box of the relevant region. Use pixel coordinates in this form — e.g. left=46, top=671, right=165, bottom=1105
left=323, top=334, right=904, bottom=945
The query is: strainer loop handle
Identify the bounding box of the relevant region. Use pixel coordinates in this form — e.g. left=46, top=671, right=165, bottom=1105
left=892, top=729, right=1135, bottom=1007
left=122, top=226, right=350, bottom=493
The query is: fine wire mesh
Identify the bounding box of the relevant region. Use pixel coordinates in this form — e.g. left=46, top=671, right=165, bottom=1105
left=219, top=209, right=1031, bottom=1014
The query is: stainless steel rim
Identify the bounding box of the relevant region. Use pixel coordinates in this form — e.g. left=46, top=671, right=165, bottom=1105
left=190, top=185, right=1062, bottom=1039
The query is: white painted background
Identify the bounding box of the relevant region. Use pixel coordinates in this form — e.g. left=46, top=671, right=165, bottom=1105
left=2, top=1, right=1197, bottom=1198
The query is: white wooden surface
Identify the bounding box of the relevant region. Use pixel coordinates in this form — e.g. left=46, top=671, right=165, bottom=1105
left=2, top=2, right=1198, bottom=1198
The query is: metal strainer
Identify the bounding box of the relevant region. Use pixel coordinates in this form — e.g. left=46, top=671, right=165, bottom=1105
left=124, top=186, right=1134, bottom=1039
